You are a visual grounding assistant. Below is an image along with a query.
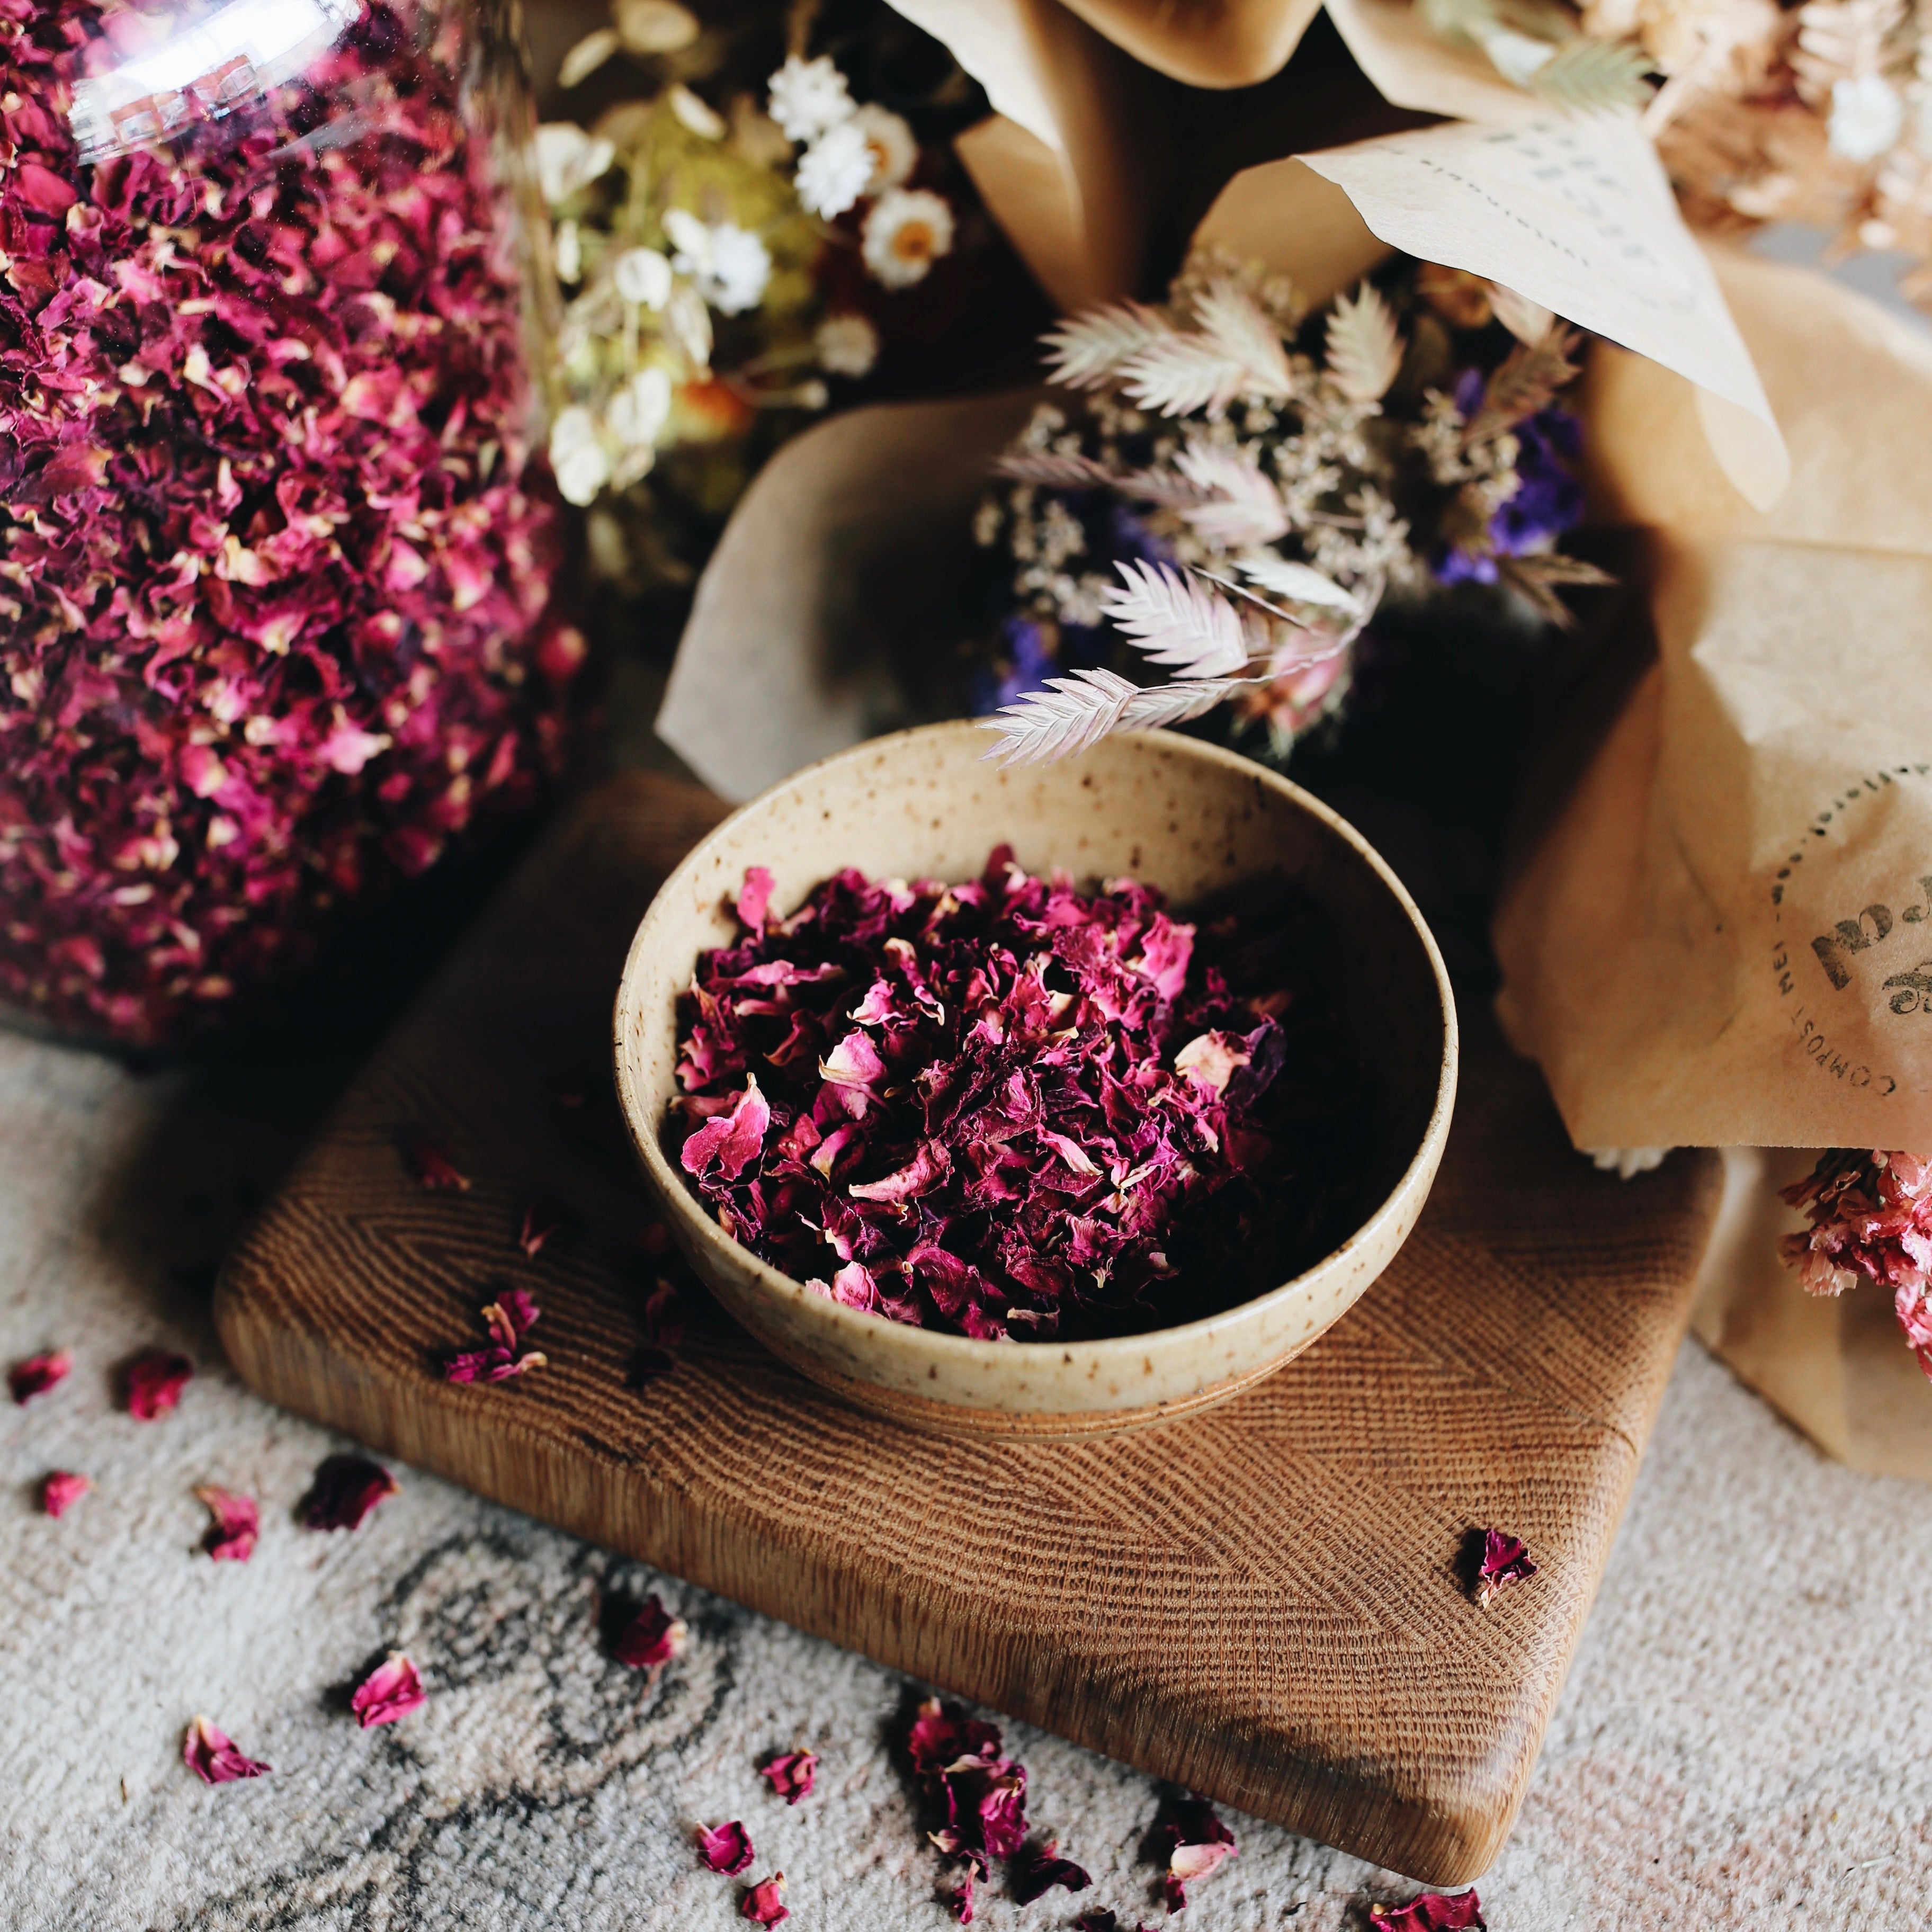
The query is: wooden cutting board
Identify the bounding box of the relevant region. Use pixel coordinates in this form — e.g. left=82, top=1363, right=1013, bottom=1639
left=214, top=771, right=1722, bottom=1886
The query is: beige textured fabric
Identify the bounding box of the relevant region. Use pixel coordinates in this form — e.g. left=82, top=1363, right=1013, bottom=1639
left=4, top=1030, right=1930, bottom=1927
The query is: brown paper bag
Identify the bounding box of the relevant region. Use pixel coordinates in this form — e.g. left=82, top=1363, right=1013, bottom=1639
left=1497, top=245, right=1932, bottom=1470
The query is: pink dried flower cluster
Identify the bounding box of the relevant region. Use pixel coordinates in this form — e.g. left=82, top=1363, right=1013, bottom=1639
left=1155, top=1794, right=1237, bottom=1910
left=697, top=1820, right=755, bottom=1876
left=909, top=1696, right=1030, bottom=1912
left=444, top=1287, right=546, bottom=1383
left=674, top=853, right=1362, bottom=1340
left=1779, top=1149, right=1932, bottom=1379
left=0, top=0, right=580, bottom=1046
left=1370, top=1890, right=1486, bottom=1930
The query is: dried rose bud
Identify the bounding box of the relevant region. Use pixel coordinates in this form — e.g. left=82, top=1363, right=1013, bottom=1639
left=195, top=1486, right=259, bottom=1563
left=42, top=1471, right=91, bottom=1517
left=350, top=1654, right=426, bottom=1729
left=404, top=1134, right=470, bottom=1193
left=183, top=1715, right=270, bottom=1785
left=1013, top=1841, right=1092, bottom=1903
left=1473, top=1528, right=1536, bottom=1607
left=1370, top=1890, right=1487, bottom=1930
left=740, top=1874, right=788, bottom=1925
left=696, top=1821, right=755, bottom=1875
left=613, top=1594, right=688, bottom=1669
left=10, top=1349, right=71, bottom=1404
left=759, top=1748, right=818, bottom=1805
left=1156, top=1795, right=1237, bottom=1909
left=126, top=1351, right=193, bottom=1420
left=300, top=1455, right=398, bottom=1533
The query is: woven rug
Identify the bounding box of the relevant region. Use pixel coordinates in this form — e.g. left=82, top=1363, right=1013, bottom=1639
left=4, top=1025, right=1930, bottom=1932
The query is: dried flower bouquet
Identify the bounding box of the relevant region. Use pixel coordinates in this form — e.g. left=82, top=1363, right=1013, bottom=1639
left=969, top=252, right=1602, bottom=767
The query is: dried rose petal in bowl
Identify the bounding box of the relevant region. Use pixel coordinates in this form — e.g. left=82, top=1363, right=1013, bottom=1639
left=668, top=848, right=1373, bottom=1344
left=614, top=723, right=1456, bottom=1438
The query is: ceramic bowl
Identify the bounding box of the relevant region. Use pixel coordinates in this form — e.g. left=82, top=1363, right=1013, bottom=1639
left=614, top=722, right=1456, bottom=1438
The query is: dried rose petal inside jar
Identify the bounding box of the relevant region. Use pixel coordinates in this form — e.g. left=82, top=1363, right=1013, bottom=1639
left=0, top=0, right=579, bottom=1045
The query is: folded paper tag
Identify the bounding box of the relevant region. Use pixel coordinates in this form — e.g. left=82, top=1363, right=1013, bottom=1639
left=1296, top=119, right=1787, bottom=508
left=1497, top=248, right=1932, bottom=1149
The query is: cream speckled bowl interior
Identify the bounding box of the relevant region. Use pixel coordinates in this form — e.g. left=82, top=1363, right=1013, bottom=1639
left=614, top=722, right=1456, bottom=1438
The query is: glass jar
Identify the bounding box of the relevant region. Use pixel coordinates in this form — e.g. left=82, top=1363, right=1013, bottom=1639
left=0, top=0, right=579, bottom=1046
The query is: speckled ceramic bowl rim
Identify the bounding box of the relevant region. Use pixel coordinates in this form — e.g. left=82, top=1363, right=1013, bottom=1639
left=615, top=722, right=1457, bottom=1389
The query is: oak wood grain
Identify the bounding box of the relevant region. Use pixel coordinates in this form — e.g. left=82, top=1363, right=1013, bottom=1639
left=214, top=770, right=1723, bottom=1885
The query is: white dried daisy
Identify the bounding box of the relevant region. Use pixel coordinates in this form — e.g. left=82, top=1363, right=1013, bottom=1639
left=613, top=246, right=672, bottom=309
left=795, top=118, right=873, bottom=219
left=851, top=102, right=917, bottom=191
left=664, top=209, right=772, bottom=315
left=549, top=406, right=611, bottom=506
left=1829, top=73, right=1905, bottom=162
left=534, top=124, right=615, bottom=207
left=816, top=312, right=879, bottom=377
left=860, top=186, right=954, bottom=289
left=606, top=367, right=673, bottom=450
left=767, top=54, right=853, bottom=144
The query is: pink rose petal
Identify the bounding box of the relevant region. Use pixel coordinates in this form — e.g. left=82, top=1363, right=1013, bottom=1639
left=10, top=1349, right=71, bottom=1404
left=1473, top=1528, right=1536, bottom=1607
left=613, top=1594, right=688, bottom=1669
left=300, top=1455, right=398, bottom=1532
left=183, top=1715, right=270, bottom=1785
left=759, top=1748, right=818, bottom=1805
left=43, top=1471, right=92, bottom=1517
left=195, top=1485, right=259, bottom=1563
left=697, top=1820, right=755, bottom=1874
left=741, top=1874, right=789, bottom=1925
left=351, top=1653, right=426, bottom=1728
left=126, top=1351, right=193, bottom=1420
left=1370, top=1891, right=1487, bottom=1930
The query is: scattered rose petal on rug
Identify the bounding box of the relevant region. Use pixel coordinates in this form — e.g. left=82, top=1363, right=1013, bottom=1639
left=1474, top=1528, right=1537, bottom=1607
left=740, top=1873, right=788, bottom=1924
left=945, top=1866, right=975, bottom=1923
left=696, top=1821, right=755, bottom=1875
left=909, top=1697, right=1031, bottom=1883
left=300, top=1455, right=399, bottom=1532
left=42, top=1471, right=91, bottom=1517
left=1013, top=1841, right=1092, bottom=1903
left=1156, top=1794, right=1237, bottom=1909
left=404, top=1133, right=470, bottom=1193
left=126, top=1352, right=194, bottom=1420
left=517, top=1204, right=569, bottom=1257
left=350, top=1654, right=426, bottom=1729
left=195, top=1486, right=259, bottom=1563
left=10, top=1349, right=71, bottom=1404
left=183, top=1715, right=271, bottom=1785
left=759, top=1748, right=818, bottom=1804
left=1370, top=1889, right=1487, bottom=1930
left=613, top=1594, right=688, bottom=1669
